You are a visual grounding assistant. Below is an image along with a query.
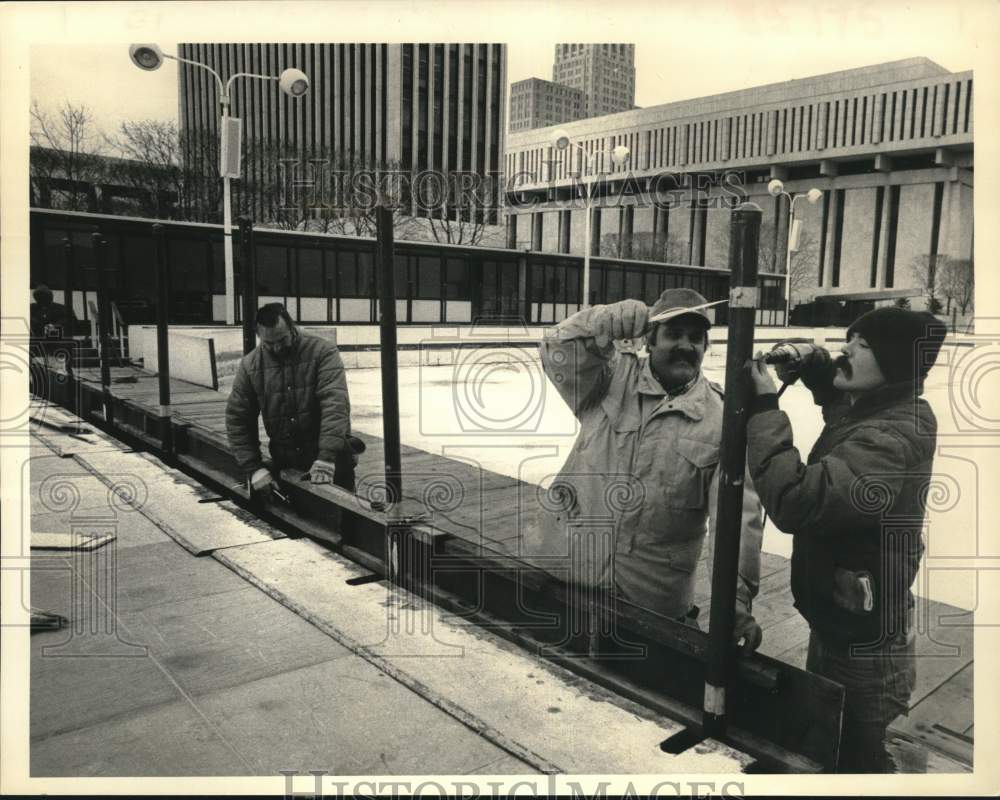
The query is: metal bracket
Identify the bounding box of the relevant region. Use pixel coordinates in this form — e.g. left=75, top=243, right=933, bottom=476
left=729, top=286, right=759, bottom=308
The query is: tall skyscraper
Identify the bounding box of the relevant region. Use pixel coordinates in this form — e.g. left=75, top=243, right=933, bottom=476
left=552, top=43, right=635, bottom=117
left=508, top=78, right=584, bottom=132
left=177, top=43, right=506, bottom=221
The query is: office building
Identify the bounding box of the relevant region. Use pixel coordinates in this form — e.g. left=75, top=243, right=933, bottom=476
left=553, top=43, right=636, bottom=118
left=509, top=78, right=585, bottom=132
left=178, top=43, right=506, bottom=222
left=505, top=58, right=973, bottom=316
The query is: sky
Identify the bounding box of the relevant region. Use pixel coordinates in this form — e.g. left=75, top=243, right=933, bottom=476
left=29, top=8, right=978, bottom=150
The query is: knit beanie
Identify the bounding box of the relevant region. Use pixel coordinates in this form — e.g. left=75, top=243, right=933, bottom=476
left=846, top=307, right=947, bottom=385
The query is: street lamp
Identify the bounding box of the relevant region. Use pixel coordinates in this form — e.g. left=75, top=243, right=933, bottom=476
left=129, top=44, right=310, bottom=325
left=767, top=179, right=822, bottom=327
left=551, top=128, right=630, bottom=309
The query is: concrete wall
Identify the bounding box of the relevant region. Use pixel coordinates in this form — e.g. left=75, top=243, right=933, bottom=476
left=894, top=183, right=936, bottom=289
left=837, top=187, right=878, bottom=292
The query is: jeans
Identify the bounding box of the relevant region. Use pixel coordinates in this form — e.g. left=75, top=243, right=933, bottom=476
left=806, top=623, right=916, bottom=773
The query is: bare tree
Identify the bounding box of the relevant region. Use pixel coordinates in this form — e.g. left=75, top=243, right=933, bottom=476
left=935, top=257, right=974, bottom=315
left=909, top=253, right=945, bottom=313
left=757, top=221, right=820, bottom=304
left=601, top=230, right=689, bottom=263
left=30, top=99, right=108, bottom=210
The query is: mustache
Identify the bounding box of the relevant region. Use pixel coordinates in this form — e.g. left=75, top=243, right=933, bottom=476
left=834, top=355, right=852, bottom=377
left=668, top=350, right=698, bottom=366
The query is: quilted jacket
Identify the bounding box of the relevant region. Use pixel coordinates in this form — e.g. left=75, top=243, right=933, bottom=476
left=225, top=331, right=352, bottom=477
left=747, top=379, right=936, bottom=646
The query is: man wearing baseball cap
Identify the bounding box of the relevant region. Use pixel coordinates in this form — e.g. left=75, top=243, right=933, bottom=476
left=526, top=290, right=764, bottom=652
left=746, top=307, right=947, bottom=772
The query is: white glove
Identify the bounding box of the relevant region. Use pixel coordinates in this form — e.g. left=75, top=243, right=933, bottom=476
left=590, top=299, right=649, bottom=348
left=249, top=468, right=275, bottom=493
left=309, top=458, right=337, bottom=485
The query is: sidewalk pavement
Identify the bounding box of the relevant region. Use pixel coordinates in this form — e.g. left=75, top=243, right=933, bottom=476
left=27, top=432, right=534, bottom=778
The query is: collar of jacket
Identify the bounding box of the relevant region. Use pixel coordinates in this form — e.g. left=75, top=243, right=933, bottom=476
left=846, top=380, right=919, bottom=419
left=637, top=357, right=707, bottom=421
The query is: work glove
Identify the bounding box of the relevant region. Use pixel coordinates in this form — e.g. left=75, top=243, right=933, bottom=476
left=734, top=601, right=763, bottom=655
left=248, top=467, right=276, bottom=499
left=768, top=340, right=834, bottom=392
left=590, top=299, right=649, bottom=348
left=749, top=354, right=778, bottom=397
left=309, top=458, right=337, bottom=485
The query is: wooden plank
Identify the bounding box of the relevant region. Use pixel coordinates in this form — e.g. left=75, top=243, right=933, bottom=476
left=757, top=613, right=810, bottom=662
left=910, top=661, right=972, bottom=733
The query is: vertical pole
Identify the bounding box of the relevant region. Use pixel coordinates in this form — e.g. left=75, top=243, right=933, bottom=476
left=221, top=98, right=236, bottom=326
left=703, top=202, right=761, bottom=739
left=376, top=205, right=402, bottom=508
left=153, top=224, right=172, bottom=452
left=239, top=217, right=257, bottom=355
left=784, top=198, right=795, bottom=327
left=583, top=202, right=592, bottom=308
left=91, top=231, right=114, bottom=427
left=62, top=236, right=78, bottom=414
left=63, top=236, right=75, bottom=326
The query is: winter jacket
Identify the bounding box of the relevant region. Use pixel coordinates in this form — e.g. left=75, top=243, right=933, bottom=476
left=225, top=331, right=352, bottom=477
left=524, top=306, right=763, bottom=620
left=747, top=377, right=936, bottom=647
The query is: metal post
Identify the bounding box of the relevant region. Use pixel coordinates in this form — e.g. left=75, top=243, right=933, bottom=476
left=784, top=198, right=795, bottom=327
left=583, top=192, right=593, bottom=309
left=62, top=236, right=75, bottom=328
left=221, top=97, right=236, bottom=326
left=238, top=217, right=257, bottom=355
left=153, top=224, right=172, bottom=452
left=703, top=202, right=762, bottom=739
left=376, top=206, right=402, bottom=508
left=91, top=231, right=114, bottom=427
left=62, top=236, right=78, bottom=413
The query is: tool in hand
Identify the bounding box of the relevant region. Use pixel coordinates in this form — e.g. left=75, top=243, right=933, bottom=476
left=647, top=298, right=728, bottom=326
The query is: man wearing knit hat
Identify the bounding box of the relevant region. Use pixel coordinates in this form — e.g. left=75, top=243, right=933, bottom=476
left=746, top=307, right=947, bottom=772
left=526, top=289, right=764, bottom=653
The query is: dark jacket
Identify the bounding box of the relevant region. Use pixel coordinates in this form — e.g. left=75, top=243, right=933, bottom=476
left=30, top=301, right=77, bottom=340
left=747, top=381, right=936, bottom=647
left=225, top=331, right=351, bottom=477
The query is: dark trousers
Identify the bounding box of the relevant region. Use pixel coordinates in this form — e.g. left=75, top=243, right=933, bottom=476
left=806, top=625, right=916, bottom=773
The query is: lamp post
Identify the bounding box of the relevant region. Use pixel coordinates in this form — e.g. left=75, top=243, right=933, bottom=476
left=767, top=179, right=822, bottom=327
left=551, top=129, right=630, bottom=309
left=129, top=44, right=309, bottom=325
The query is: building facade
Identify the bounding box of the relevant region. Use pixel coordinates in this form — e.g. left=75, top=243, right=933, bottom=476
left=508, top=78, right=584, bottom=132
left=504, top=58, right=973, bottom=316
left=552, top=44, right=636, bottom=118
left=178, top=43, right=506, bottom=223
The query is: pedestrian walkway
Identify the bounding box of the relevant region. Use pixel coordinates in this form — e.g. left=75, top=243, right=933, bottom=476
left=28, top=430, right=536, bottom=777
left=27, top=414, right=751, bottom=777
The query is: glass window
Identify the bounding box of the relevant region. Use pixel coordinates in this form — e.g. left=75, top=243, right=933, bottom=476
left=625, top=269, right=643, bottom=300
left=605, top=266, right=623, bottom=303
left=394, top=254, right=410, bottom=297
left=122, top=236, right=156, bottom=305
left=298, top=248, right=324, bottom=296
left=416, top=255, right=441, bottom=299
left=338, top=250, right=359, bottom=296
left=445, top=258, right=469, bottom=300
left=256, top=245, right=288, bottom=296
left=356, top=249, right=373, bottom=296
left=565, top=263, right=580, bottom=305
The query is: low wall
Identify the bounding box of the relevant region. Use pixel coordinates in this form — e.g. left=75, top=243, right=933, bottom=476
left=143, top=331, right=219, bottom=390
left=129, top=323, right=855, bottom=375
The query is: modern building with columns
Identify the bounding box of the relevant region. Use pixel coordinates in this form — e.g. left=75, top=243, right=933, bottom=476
left=504, top=58, right=973, bottom=317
